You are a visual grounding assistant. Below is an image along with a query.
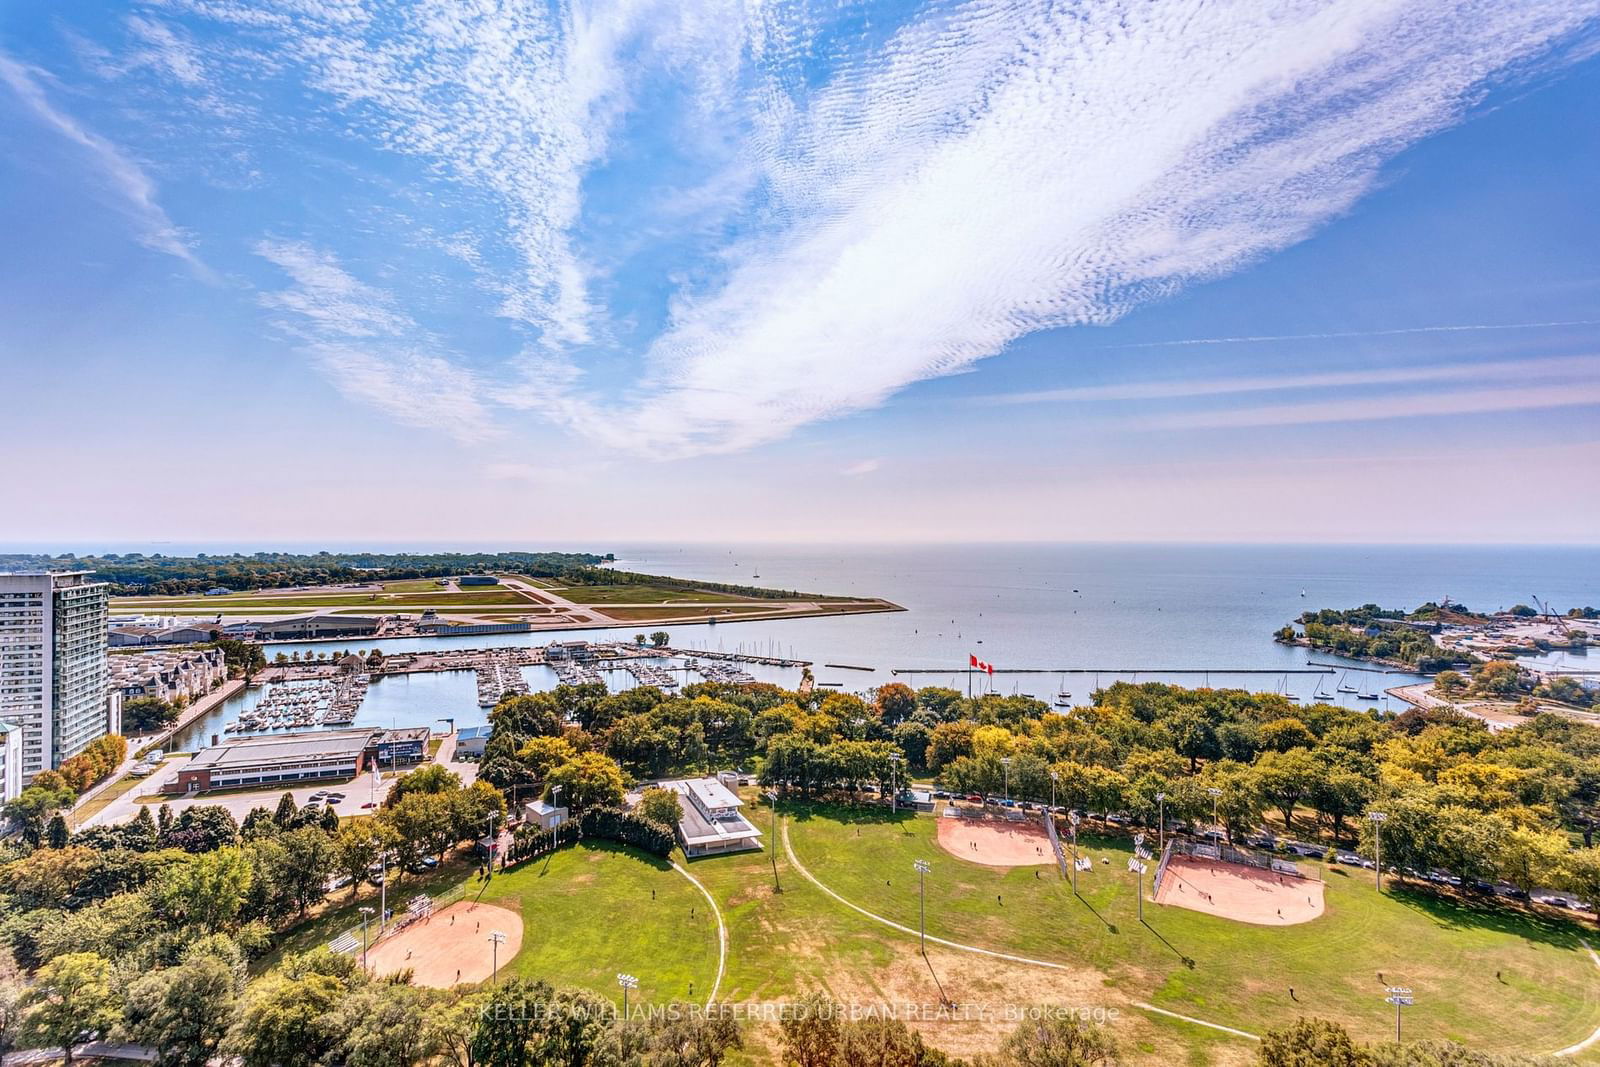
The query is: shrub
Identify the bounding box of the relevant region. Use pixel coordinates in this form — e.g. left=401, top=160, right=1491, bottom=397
left=577, top=806, right=675, bottom=857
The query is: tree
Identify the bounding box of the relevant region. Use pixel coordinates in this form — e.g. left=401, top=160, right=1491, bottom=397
left=1471, top=661, right=1522, bottom=698
left=335, top=819, right=395, bottom=898
left=546, top=752, right=626, bottom=812
left=256, top=826, right=336, bottom=918
left=226, top=968, right=346, bottom=1067
left=1254, top=749, right=1319, bottom=832
left=153, top=847, right=253, bottom=932
left=18, top=952, right=121, bottom=1065
left=873, top=683, right=918, bottom=725
left=837, top=1015, right=929, bottom=1067
left=1257, top=1018, right=1370, bottom=1067
left=123, top=696, right=179, bottom=733
left=779, top=992, right=841, bottom=1067
left=330, top=984, right=439, bottom=1067
left=211, top=638, right=267, bottom=681
left=44, top=814, right=70, bottom=850
left=163, top=805, right=240, bottom=853
left=121, top=951, right=240, bottom=1067
left=386, top=763, right=464, bottom=808
left=638, top=1002, right=743, bottom=1067
left=979, top=1013, right=1118, bottom=1066
left=637, top=786, right=684, bottom=828
left=1432, top=671, right=1467, bottom=698
left=652, top=631, right=671, bottom=648
left=5, top=782, right=77, bottom=846
left=273, top=792, right=299, bottom=829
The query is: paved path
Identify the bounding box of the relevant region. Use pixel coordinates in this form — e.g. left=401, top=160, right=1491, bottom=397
left=1553, top=938, right=1600, bottom=1057
left=3, top=1041, right=155, bottom=1063
left=1131, top=1002, right=1259, bottom=1041
left=671, top=861, right=727, bottom=1006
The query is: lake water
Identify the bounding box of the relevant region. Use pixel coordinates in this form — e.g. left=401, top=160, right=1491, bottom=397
left=169, top=543, right=1599, bottom=749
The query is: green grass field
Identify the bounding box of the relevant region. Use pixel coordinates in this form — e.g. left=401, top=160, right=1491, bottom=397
left=781, top=803, right=1600, bottom=1058
left=550, top=584, right=752, bottom=605
left=115, top=589, right=536, bottom=611
left=482, top=842, right=719, bottom=1004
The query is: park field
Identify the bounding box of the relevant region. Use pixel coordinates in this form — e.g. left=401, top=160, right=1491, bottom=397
left=252, top=804, right=1600, bottom=1064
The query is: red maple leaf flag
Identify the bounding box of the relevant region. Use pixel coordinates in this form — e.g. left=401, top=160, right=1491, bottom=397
left=970, top=653, right=994, bottom=675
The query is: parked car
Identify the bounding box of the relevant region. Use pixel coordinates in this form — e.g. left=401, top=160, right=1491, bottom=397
left=932, top=790, right=950, bottom=799
left=1543, top=896, right=1574, bottom=909
left=966, top=794, right=983, bottom=804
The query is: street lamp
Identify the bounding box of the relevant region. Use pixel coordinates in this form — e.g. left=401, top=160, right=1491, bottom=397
left=1155, top=792, right=1167, bottom=854
left=1127, top=856, right=1148, bottom=922
left=486, top=811, right=500, bottom=878
left=1368, top=811, right=1389, bottom=891
left=890, top=754, right=903, bottom=814
left=1384, top=986, right=1413, bottom=1041
left=358, top=905, right=374, bottom=974
left=1001, top=757, right=1012, bottom=804
left=1068, top=811, right=1082, bottom=893
left=1050, top=771, right=1058, bottom=813
left=914, top=859, right=931, bottom=955
left=1207, top=787, right=1222, bottom=838
left=617, top=972, right=639, bottom=1022
left=488, top=930, right=507, bottom=986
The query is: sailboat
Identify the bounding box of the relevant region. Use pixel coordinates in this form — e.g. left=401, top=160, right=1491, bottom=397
left=1336, top=672, right=1358, bottom=694
left=1314, top=677, right=1335, bottom=700
left=1280, top=674, right=1301, bottom=701
left=1358, top=677, right=1381, bottom=701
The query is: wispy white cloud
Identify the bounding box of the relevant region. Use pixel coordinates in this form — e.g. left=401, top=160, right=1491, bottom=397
left=1145, top=381, right=1600, bottom=430
left=989, top=354, right=1600, bottom=405
left=518, top=0, right=1600, bottom=456
left=253, top=240, right=495, bottom=440
left=841, top=459, right=882, bottom=477
left=1102, top=318, right=1600, bottom=349
left=0, top=53, right=210, bottom=276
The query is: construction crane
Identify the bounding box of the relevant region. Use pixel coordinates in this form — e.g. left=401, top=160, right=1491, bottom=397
left=1531, top=595, right=1572, bottom=636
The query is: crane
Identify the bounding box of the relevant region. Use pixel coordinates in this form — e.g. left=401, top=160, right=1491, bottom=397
left=1531, top=595, right=1572, bottom=637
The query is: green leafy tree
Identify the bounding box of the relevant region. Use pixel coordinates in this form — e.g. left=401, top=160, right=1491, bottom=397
left=1257, top=1018, right=1370, bottom=1067
left=637, top=786, right=684, bottom=828
left=17, top=952, right=121, bottom=1065
left=329, top=984, right=439, bottom=1067
left=651, top=631, right=671, bottom=647
left=546, top=752, right=627, bottom=812
left=779, top=991, right=841, bottom=1067
left=120, top=950, right=241, bottom=1067
left=978, top=1012, right=1118, bottom=1066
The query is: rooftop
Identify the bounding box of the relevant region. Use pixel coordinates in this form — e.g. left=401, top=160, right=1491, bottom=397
left=187, top=728, right=378, bottom=771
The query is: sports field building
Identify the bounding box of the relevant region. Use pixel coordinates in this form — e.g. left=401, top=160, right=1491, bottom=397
left=660, top=776, right=763, bottom=857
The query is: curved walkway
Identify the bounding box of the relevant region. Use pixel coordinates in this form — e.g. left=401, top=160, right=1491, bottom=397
left=780, top=823, right=1260, bottom=1041
left=671, top=861, right=727, bottom=1006
left=1553, top=939, right=1600, bottom=1057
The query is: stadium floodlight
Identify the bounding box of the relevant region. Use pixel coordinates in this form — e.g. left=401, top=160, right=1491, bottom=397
left=1384, top=986, right=1414, bottom=1041
left=1368, top=811, right=1389, bottom=891
left=1155, top=792, right=1167, bottom=854
left=889, top=753, right=904, bottom=813
left=618, top=972, right=640, bottom=1022
left=1001, top=756, right=1013, bottom=802
left=1127, top=857, right=1149, bottom=921
left=488, top=930, right=507, bottom=987
left=1206, top=787, right=1222, bottom=834
left=914, top=859, right=932, bottom=955
left=486, top=811, right=501, bottom=880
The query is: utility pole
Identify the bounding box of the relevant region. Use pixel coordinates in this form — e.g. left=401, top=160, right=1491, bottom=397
left=1207, top=787, right=1222, bottom=841
left=1128, top=856, right=1147, bottom=921
left=488, top=930, right=507, bottom=986
left=914, top=859, right=931, bottom=956
left=1069, top=811, right=1081, bottom=894
left=1155, top=792, right=1166, bottom=854
left=486, top=811, right=500, bottom=878
left=890, top=754, right=902, bottom=814
left=1001, top=757, right=1012, bottom=804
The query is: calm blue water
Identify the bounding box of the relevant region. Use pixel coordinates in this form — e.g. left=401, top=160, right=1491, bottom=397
left=146, top=543, right=1597, bottom=749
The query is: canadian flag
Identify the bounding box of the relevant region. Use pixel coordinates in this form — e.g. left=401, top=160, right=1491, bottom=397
left=969, top=653, right=994, bottom=675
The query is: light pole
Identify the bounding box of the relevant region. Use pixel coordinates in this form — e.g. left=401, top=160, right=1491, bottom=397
left=1068, top=811, right=1081, bottom=893
left=1128, top=856, right=1148, bottom=922
left=1368, top=811, right=1389, bottom=891
left=914, top=859, right=931, bottom=956
left=486, top=811, right=500, bottom=878
left=1385, top=986, right=1413, bottom=1041
left=379, top=852, right=388, bottom=935
left=488, top=930, right=507, bottom=986
left=617, top=972, right=638, bottom=1022
left=1050, top=771, right=1058, bottom=812
left=358, top=905, right=374, bottom=974
left=1207, top=787, right=1222, bottom=839
left=1001, top=757, right=1012, bottom=804
left=890, top=754, right=903, bottom=814
left=1155, top=792, right=1167, bottom=854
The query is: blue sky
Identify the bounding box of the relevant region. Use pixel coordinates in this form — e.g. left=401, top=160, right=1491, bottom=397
left=2, top=1, right=1598, bottom=545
